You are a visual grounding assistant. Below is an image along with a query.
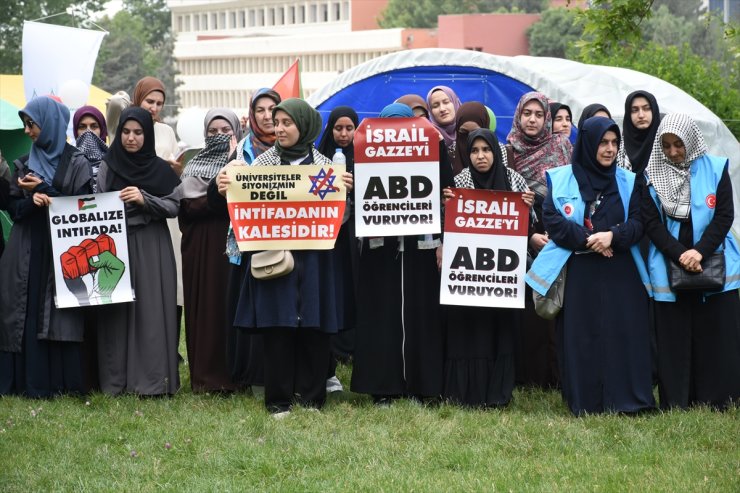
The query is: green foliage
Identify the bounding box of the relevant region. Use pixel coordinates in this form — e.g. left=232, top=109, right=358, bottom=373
left=527, top=8, right=584, bottom=58
left=589, top=42, right=740, bottom=137
left=574, top=0, right=655, bottom=61
left=93, top=2, right=179, bottom=117
left=379, top=0, right=546, bottom=28
left=123, top=0, right=170, bottom=46
left=0, top=363, right=738, bottom=491
left=0, top=0, right=105, bottom=74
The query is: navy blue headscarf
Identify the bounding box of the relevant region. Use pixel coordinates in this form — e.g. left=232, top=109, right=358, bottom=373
left=571, top=116, right=621, bottom=202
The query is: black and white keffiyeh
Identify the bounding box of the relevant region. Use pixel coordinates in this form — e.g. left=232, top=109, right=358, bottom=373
left=182, top=133, right=231, bottom=179
left=645, top=113, right=708, bottom=220
left=454, top=167, right=528, bottom=193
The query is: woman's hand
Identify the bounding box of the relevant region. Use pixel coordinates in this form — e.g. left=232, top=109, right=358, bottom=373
left=587, top=231, right=614, bottom=257
left=521, top=190, right=535, bottom=207
left=436, top=245, right=444, bottom=271
left=229, top=135, right=238, bottom=158
left=341, top=171, right=353, bottom=192
left=442, top=187, right=455, bottom=203
left=679, top=249, right=703, bottom=272
left=529, top=232, right=549, bottom=252
left=18, top=173, right=42, bottom=192
left=168, top=156, right=184, bottom=177
left=119, top=186, right=145, bottom=206
left=217, top=160, right=245, bottom=196
left=32, top=192, right=51, bottom=207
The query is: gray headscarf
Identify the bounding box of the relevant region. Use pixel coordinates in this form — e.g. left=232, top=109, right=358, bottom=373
left=182, top=108, right=243, bottom=180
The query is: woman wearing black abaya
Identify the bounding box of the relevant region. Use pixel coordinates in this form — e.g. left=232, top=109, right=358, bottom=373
left=442, top=129, right=534, bottom=407
left=179, top=109, right=242, bottom=392
left=642, top=113, right=740, bottom=409
left=317, top=106, right=360, bottom=385
left=617, top=90, right=661, bottom=175
left=528, top=116, right=654, bottom=415
left=351, top=103, right=452, bottom=405
left=96, top=107, right=182, bottom=396
left=0, top=96, right=93, bottom=397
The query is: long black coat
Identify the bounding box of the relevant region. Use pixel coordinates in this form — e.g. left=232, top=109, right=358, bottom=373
left=0, top=145, right=92, bottom=352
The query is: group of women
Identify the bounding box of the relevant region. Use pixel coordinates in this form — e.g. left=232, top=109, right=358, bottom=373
left=0, top=77, right=737, bottom=417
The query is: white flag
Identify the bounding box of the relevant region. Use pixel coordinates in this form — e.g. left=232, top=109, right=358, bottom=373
left=21, top=21, right=106, bottom=109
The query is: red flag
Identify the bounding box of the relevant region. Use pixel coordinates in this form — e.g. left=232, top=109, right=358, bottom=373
left=272, top=59, right=302, bottom=100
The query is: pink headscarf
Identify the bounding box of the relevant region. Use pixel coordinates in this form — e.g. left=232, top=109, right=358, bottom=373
left=425, top=85, right=461, bottom=147
left=506, top=91, right=572, bottom=196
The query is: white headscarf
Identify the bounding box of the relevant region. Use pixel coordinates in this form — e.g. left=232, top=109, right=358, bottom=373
left=645, top=113, right=708, bottom=220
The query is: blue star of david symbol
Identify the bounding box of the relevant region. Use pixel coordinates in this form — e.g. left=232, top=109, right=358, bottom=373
left=308, top=168, right=339, bottom=200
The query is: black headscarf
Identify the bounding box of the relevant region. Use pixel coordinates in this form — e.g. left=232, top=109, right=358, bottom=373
left=104, top=106, right=180, bottom=196
left=571, top=116, right=620, bottom=202
left=549, top=102, right=572, bottom=127
left=317, top=106, right=359, bottom=169
left=622, top=90, right=660, bottom=174
left=463, top=128, right=509, bottom=191
left=577, top=103, right=611, bottom=130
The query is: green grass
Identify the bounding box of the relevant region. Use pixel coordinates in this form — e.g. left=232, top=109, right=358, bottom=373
left=1, top=360, right=738, bottom=492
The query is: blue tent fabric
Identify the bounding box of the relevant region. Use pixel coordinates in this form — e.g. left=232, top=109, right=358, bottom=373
left=314, top=65, right=537, bottom=145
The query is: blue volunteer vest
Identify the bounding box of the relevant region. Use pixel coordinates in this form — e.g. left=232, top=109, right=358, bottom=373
left=646, top=154, right=740, bottom=302
left=525, top=165, right=651, bottom=296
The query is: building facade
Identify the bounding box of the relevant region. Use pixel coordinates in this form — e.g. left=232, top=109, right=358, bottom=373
left=168, top=0, right=435, bottom=112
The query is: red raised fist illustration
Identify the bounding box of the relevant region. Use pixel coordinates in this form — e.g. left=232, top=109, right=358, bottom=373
left=61, top=234, right=117, bottom=279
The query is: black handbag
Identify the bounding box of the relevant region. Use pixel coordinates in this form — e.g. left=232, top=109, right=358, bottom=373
left=668, top=251, right=725, bottom=291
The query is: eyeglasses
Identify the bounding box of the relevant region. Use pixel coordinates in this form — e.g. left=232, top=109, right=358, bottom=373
left=23, top=119, right=37, bottom=129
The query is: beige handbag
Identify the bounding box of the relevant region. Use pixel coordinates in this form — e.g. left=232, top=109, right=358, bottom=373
left=250, top=250, right=294, bottom=280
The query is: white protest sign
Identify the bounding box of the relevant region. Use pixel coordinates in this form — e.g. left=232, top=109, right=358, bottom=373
left=440, top=188, right=529, bottom=309
left=354, top=117, right=441, bottom=237
left=48, top=192, right=134, bottom=308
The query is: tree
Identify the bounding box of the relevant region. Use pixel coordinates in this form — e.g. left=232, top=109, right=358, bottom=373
left=379, top=0, right=546, bottom=28
left=568, top=0, right=739, bottom=137
left=573, top=0, right=655, bottom=60
left=93, top=1, right=180, bottom=117
left=527, top=8, right=583, bottom=58
left=589, top=43, right=740, bottom=137
left=0, top=0, right=105, bottom=73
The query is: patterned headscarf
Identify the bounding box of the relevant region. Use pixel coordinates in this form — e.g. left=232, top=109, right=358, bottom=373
left=425, top=86, right=461, bottom=147
left=19, top=96, right=70, bottom=184
left=73, top=105, right=108, bottom=142
left=76, top=131, right=108, bottom=163
left=246, top=88, right=281, bottom=156
left=506, top=92, right=572, bottom=197
left=645, top=113, right=708, bottom=221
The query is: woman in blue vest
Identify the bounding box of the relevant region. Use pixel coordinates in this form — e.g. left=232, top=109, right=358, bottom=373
left=642, top=113, right=740, bottom=410
left=526, top=116, right=655, bottom=416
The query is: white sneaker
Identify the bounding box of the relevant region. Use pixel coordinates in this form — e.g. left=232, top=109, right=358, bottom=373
left=326, top=376, right=343, bottom=393
left=272, top=410, right=291, bottom=420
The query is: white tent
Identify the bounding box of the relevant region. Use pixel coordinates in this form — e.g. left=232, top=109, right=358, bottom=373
left=308, top=48, right=739, bottom=231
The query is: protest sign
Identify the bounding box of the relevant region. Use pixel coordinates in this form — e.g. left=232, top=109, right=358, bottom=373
left=48, top=192, right=134, bottom=308
left=440, top=188, right=529, bottom=309
left=354, top=117, right=441, bottom=237
left=226, top=164, right=347, bottom=251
